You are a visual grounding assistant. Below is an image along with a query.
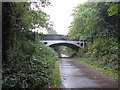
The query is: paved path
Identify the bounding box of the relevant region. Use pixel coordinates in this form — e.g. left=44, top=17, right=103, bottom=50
left=59, top=58, right=119, bottom=88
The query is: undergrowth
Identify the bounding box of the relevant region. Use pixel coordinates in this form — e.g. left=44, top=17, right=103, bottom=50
left=2, top=37, right=59, bottom=88
left=50, top=59, right=61, bottom=88
left=74, top=57, right=119, bottom=80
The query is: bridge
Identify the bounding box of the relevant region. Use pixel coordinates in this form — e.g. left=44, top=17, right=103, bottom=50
left=40, top=34, right=87, bottom=51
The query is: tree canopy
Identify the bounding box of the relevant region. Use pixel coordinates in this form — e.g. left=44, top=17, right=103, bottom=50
left=68, top=2, right=119, bottom=40
left=68, top=2, right=119, bottom=74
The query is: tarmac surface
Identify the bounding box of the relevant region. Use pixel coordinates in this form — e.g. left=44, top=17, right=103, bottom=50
left=59, top=58, right=119, bottom=89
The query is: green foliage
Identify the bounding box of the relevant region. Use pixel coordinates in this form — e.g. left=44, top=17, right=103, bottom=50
left=60, top=46, right=76, bottom=57
left=46, top=27, right=57, bottom=34
left=50, top=59, right=61, bottom=88
left=88, top=38, right=118, bottom=56
left=46, top=21, right=57, bottom=34
left=2, top=2, right=50, bottom=63
left=2, top=37, right=58, bottom=88
left=68, top=2, right=119, bottom=40
left=2, top=1, right=60, bottom=88
left=68, top=2, right=97, bottom=40
left=74, top=57, right=119, bottom=80
left=76, top=48, right=87, bottom=57
left=68, top=2, right=119, bottom=75
left=76, top=38, right=119, bottom=73
left=105, top=2, right=119, bottom=16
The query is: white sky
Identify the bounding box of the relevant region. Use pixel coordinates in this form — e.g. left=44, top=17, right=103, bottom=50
left=42, top=0, right=87, bottom=35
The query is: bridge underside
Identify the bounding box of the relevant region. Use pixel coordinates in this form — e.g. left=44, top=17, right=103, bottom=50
left=49, top=43, right=79, bottom=51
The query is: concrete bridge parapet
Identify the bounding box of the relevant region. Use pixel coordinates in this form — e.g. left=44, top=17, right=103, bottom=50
left=40, top=34, right=87, bottom=51
left=40, top=40, right=87, bottom=48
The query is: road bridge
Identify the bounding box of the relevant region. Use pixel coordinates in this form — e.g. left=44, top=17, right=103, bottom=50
left=40, top=34, right=87, bottom=51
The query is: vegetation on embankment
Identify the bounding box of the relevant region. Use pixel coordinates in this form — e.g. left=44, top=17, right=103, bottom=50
left=3, top=37, right=59, bottom=88
left=65, top=2, right=119, bottom=80
left=2, top=2, right=60, bottom=88
left=73, top=57, right=119, bottom=80
left=50, top=59, right=61, bottom=88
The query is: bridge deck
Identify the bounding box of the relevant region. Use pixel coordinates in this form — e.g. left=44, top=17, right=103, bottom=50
left=40, top=40, right=87, bottom=47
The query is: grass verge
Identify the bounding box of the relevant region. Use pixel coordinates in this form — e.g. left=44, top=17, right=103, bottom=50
left=50, top=59, right=61, bottom=88
left=73, top=57, right=119, bottom=80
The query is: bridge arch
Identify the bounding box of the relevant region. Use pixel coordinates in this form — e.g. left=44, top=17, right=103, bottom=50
left=40, top=34, right=88, bottom=50
left=49, top=42, right=79, bottom=51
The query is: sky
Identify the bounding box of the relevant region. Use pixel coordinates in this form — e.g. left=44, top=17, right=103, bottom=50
left=42, top=0, right=87, bottom=35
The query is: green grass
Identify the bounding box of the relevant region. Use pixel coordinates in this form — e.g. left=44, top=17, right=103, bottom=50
left=73, top=57, right=119, bottom=80
left=50, top=59, right=61, bottom=88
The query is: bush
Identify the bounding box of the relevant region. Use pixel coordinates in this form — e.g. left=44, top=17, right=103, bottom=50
left=76, top=47, right=87, bottom=57
left=80, top=38, right=119, bottom=73
left=2, top=38, right=58, bottom=88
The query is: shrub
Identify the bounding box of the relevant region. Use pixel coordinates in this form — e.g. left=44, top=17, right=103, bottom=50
left=2, top=38, right=58, bottom=88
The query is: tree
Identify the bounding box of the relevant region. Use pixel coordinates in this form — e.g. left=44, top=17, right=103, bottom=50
left=68, top=2, right=119, bottom=73
left=105, top=2, right=119, bottom=16
left=68, top=2, right=97, bottom=40
left=46, top=27, right=57, bottom=34
left=2, top=1, right=59, bottom=88
left=2, top=1, right=50, bottom=62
